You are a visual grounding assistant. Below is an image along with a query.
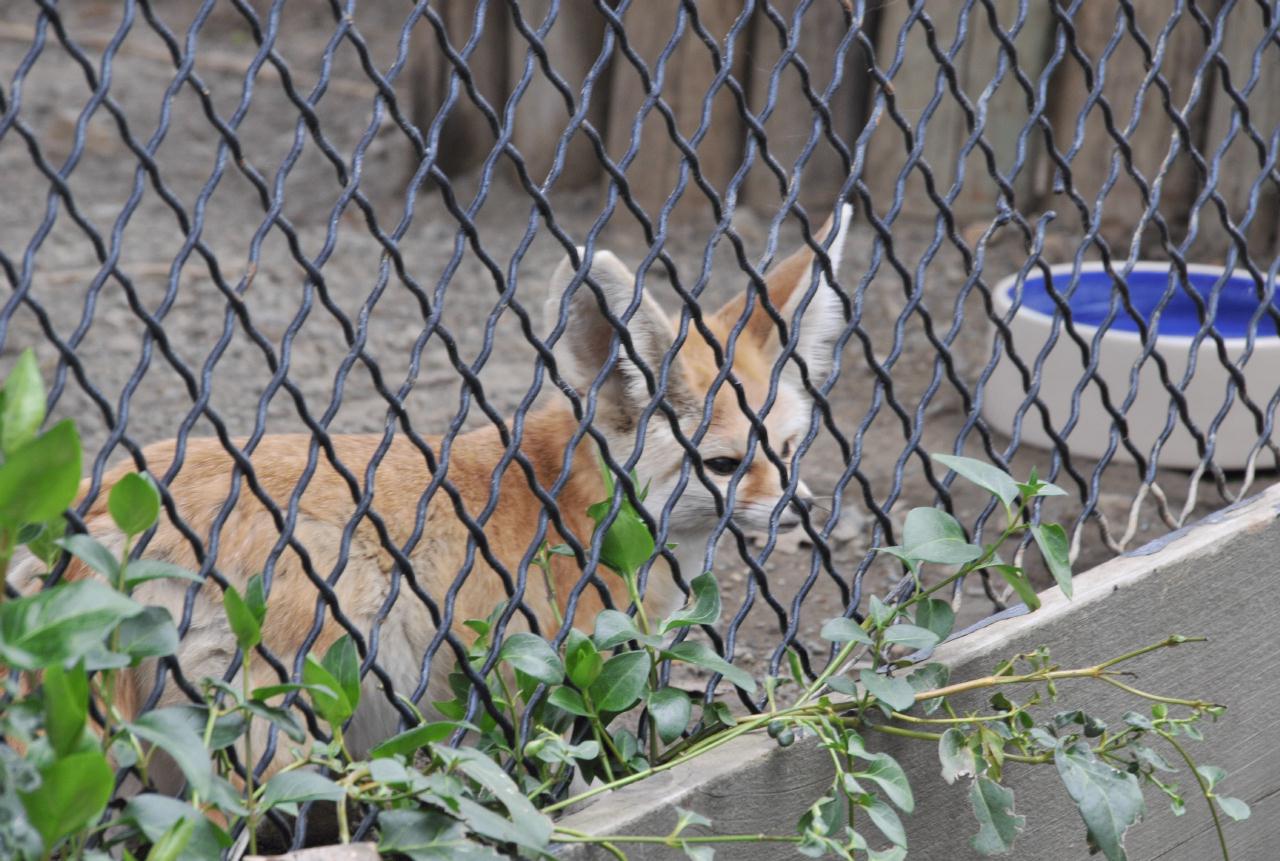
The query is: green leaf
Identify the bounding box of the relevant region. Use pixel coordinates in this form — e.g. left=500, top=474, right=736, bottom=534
left=122, top=794, right=230, bottom=861
left=144, top=817, right=194, bottom=861
left=663, top=642, right=756, bottom=694
left=260, top=771, right=346, bottom=809
left=969, top=777, right=1025, bottom=855
left=1055, top=743, right=1144, bottom=861
left=1123, top=711, right=1154, bottom=731
left=122, top=559, right=204, bottom=590
left=987, top=563, right=1041, bottom=611
left=594, top=609, right=662, bottom=649
left=853, top=753, right=914, bottom=813
left=914, top=598, right=955, bottom=642
left=859, top=670, right=917, bottom=712
left=819, top=617, right=874, bottom=646
left=647, top=687, right=692, bottom=744
left=798, top=793, right=841, bottom=838
left=321, top=634, right=362, bottom=713
left=221, top=584, right=260, bottom=651
left=23, top=516, right=67, bottom=569
left=907, top=662, right=950, bottom=714
left=0, top=419, right=81, bottom=527
left=902, top=507, right=983, bottom=566
left=378, top=808, right=504, bottom=861
left=827, top=675, right=858, bottom=696
left=127, top=708, right=214, bottom=798
left=1031, top=523, right=1072, bottom=598
left=108, top=472, right=161, bottom=537
left=116, top=606, right=180, bottom=663
left=370, top=722, right=456, bottom=760
left=1195, top=765, right=1225, bottom=791
left=249, top=682, right=314, bottom=702
left=43, top=662, right=90, bottom=757
left=1215, top=796, right=1251, bottom=821
left=932, top=454, right=1021, bottom=508
left=673, top=805, right=712, bottom=835
left=881, top=624, right=941, bottom=652
left=57, top=533, right=120, bottom=580
left=662, top=571, right=721, bottom=631
left=565, top=628, right=603, bottom=690
left=243, top=702, right=306, bottom=744
left=547, top=687, right=592, bottom=717
left=859, top=795, right=906, bottom=847
left=435, top=746, right=553, bottom=851
left=166, top=705, right=247, bottom=751
left=589, top=650, right=651, bottom=712
left=303, top=654, right=354, bottom=727
left=1132, top=744, right=1175, bottom=773
left=243, top=573, right=267, bottom=625
left=868, top=595, right=896, bottom=629
left=499, top=632, right=564, bottom=686
left=19, top=749, right=114, bottom=849
left=588, top=475, right=656, bottom=578
left=1, top=348, right=45, bottom=454
left=1017, top=472, right=1067, bottom=499
left=939, top=728, right=976, bottom=784
left=0, top=580, right=145, bottom=670
left=868, top=848, right=908, bottom=861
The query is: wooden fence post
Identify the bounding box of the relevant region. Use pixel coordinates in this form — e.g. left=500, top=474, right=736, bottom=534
left=863, top=0, right=1054, bottom=226
left=1044, top=0, right=1211, bottom=256
left=1196, top=0, right=1280, bottom=264
left=741, top=0, right=871, bottom=218
left=409, top=0, right=510, bottom=181
left=506, top=0, right=609, bottom=190
left=602, top=1, right=750, bottom=227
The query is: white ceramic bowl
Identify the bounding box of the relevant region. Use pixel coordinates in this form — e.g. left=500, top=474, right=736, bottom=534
left=982, top=262, right=1280, bottom=470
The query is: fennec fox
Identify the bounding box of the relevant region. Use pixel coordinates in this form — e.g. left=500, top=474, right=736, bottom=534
left=10, top=206, right=852, bottom=775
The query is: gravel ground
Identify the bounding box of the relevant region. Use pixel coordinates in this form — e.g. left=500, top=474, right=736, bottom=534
left=0, top=2, right=1249, bottom=686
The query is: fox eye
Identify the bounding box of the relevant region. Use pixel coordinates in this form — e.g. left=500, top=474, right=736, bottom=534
left=704, top=456, right=741, bottom=476
left=781, top=440, right=792, bottom=458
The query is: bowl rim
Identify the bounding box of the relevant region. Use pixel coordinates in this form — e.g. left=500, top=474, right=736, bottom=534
left=991, top=261, right=1280, bottom=348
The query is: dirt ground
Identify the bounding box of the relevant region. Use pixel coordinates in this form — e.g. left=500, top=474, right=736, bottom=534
left=0, top=2, right=1255, bottom=689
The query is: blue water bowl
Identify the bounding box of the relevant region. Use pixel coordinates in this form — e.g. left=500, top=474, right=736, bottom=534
left=983, top=262, right=1280, bottom=469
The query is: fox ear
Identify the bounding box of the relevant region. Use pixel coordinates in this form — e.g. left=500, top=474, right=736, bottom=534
left=545, top=248, right=693, bottom=414
left=715, top=204, right=851, bottom=380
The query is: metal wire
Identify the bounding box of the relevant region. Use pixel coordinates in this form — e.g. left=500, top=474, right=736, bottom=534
left=2, top=0, right=1277, bottom=845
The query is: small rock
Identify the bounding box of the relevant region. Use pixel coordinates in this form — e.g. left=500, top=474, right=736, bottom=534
left=829, top=507, right=868, bottom=547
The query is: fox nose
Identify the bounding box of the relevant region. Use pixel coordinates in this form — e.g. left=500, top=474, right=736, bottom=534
left=777, top=494, right=811, bottom=529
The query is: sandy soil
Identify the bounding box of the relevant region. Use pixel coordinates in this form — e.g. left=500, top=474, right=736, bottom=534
left=0, top=2, right=1251, bottom=690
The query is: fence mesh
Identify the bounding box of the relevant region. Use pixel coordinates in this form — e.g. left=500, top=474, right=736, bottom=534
left=2, top=0, right=1278, bottom=847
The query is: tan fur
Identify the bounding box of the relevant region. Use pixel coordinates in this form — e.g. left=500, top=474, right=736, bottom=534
left=9, top=209, right=853, bottom=785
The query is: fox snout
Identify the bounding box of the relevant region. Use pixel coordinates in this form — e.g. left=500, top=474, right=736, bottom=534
left=778, top=485, right=814, bottom=530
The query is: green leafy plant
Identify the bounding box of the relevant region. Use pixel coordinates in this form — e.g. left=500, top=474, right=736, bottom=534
left=0, top=352, right=1247, bottom=860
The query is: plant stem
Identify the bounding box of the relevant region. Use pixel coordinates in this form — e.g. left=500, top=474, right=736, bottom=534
left=1161, top=729, right=1230, bottom=861
left=864, top=723, right=1052, bottom=764
left=1098, top=675, right=1219, bottom=711
left=242, top=649, right=258, bottom=856
left=624, top=570, right=651, bottom=638
left=582, top=691, right=618, bottom=784
left=890, top=709, right=1020, bottom=726
left=536, top=545, right=564, bottom=629
left=1096, top=636, right=1206, bottom=670
left=553, top=827, right=803, bottom=846
left=0, top=527, right=13, bottom=604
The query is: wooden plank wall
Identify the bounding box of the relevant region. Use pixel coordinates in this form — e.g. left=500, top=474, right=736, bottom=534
left=407, top=0, right=1279, bottom=260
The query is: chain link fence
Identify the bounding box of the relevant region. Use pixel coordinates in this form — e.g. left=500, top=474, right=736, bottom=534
left=2, top=0, right=1277, bottom=847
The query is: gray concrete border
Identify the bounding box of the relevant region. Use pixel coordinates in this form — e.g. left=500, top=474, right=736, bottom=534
left=557, top=484, right=1280, bottom=859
